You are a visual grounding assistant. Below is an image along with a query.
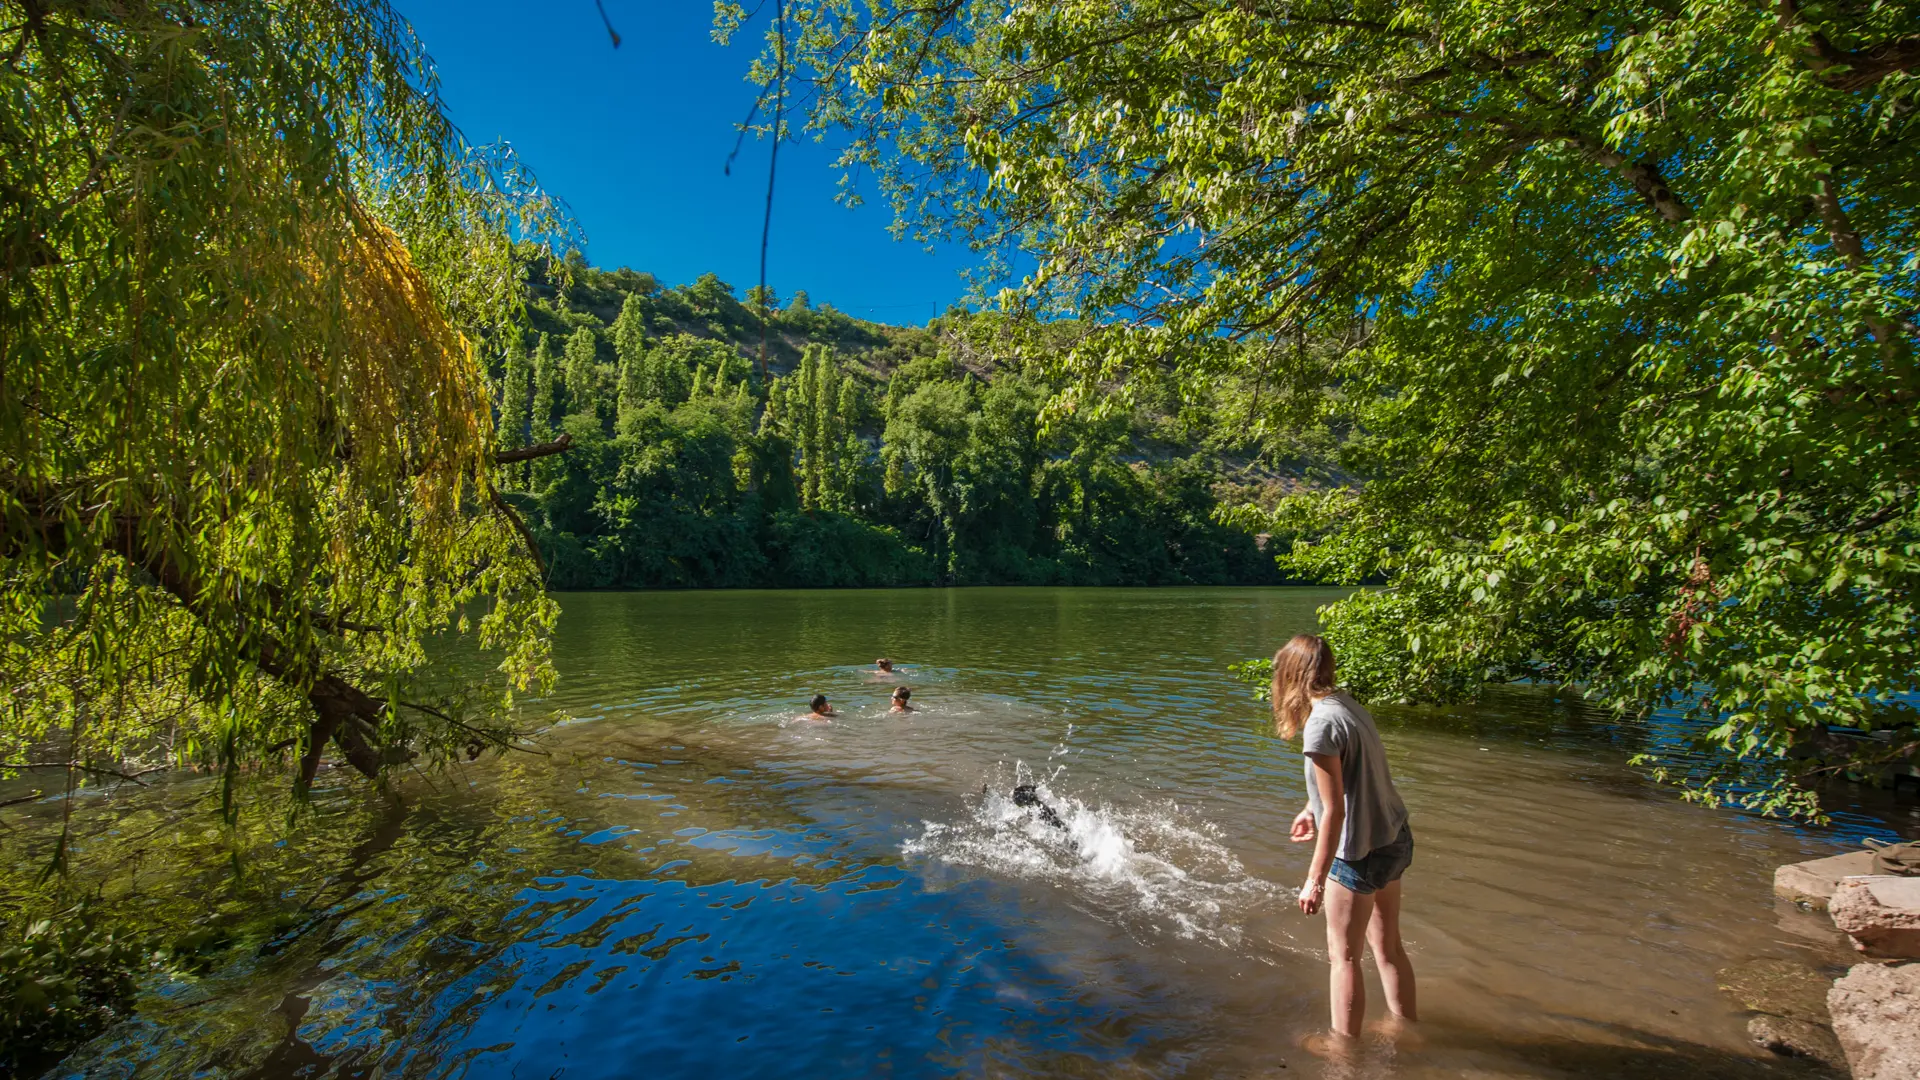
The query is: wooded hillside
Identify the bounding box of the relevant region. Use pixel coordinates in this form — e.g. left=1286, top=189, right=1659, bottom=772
left=495, top=254, right=1322, bottom=588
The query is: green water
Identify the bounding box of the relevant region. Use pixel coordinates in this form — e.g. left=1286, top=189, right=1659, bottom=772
left=28, top=587, right=1910, bottom=1078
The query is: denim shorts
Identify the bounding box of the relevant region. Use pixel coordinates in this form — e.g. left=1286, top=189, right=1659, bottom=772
left=1328, top=823, right=1414, bottom=895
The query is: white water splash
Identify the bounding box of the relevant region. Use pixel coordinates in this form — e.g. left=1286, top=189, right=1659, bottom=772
left=902, top=758, right=1279, bottom=948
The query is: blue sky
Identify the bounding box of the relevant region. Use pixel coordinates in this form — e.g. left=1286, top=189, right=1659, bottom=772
left=393, top=0, right=980, bottom=322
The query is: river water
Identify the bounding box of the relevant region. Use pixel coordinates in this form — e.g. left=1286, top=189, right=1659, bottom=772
left=43, top=587, right=1918, bottom=1078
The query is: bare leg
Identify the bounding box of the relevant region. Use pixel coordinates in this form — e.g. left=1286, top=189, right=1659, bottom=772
left=1365, top=877, right=1417, bottom=1021
left=1322, top=879, right=1375, bottom=1038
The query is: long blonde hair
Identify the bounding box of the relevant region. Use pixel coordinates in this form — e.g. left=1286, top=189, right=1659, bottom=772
left=1271, top=633, right=1338, bottom=739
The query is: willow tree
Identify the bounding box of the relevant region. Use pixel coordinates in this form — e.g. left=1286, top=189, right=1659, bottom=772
left=1, top=1, right=575, bottom=800
left=746, top=0, right=1920, bottom=813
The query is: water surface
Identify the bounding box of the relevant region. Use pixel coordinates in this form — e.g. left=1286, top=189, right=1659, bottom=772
left=52, top=587, right=1915, bottom=1078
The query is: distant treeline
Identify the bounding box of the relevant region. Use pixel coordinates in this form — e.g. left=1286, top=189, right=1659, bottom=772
left=493, top=254, right=1307, bottom=588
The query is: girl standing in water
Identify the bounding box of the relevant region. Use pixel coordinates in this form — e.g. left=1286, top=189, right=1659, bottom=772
left=1274, top=633, right=1417, bottom=1041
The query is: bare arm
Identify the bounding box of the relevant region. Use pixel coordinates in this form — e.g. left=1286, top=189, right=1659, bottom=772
left=1300, top=751, right=1345, bottom=914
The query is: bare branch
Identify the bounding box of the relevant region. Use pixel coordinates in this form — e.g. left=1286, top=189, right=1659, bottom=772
left=0, top=761, right=166, bottom=785
left=491, top=431, right=572, bottom=465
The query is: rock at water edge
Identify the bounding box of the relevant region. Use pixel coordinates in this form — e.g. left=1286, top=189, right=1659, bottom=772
left=1830, top=876, right=1920, bottom=959
left=1828, top=960, right=1920, bottom=1080
left=1778, top=851, right=1878, bottom=910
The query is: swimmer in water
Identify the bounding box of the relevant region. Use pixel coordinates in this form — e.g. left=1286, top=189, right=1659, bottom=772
left=871, top=657, right=897, bottom=679
left=889, top=686, right=914, bottom=713
left=798, top=694, right=835, bottom=722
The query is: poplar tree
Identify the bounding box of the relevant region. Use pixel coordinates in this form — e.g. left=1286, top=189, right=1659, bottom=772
left=562, top=327, right=600, bottom=421
left=616, top=343, right=649, bottom=437
left=499, top=330, right=535, bottom=486
left=611, top=293, right=649, bottom=366
left=530, top=334, right=559, bottom=443
left=810, top=351, right=842, bottom=509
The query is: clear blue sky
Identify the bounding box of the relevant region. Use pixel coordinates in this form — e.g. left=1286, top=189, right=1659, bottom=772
left=393, top=0, right=980, bottom=323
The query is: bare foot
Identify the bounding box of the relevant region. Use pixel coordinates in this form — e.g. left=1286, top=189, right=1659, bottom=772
left=1298, top=1030, right=1361, bottom=1064
left=1365, top=1014, right=1424, bottom=1051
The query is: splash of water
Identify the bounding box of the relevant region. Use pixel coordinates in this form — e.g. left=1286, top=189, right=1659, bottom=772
left=902, top=756, right=1279, bottom=948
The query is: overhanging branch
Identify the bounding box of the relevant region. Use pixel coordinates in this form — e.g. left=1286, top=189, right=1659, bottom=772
left=491, top=432, right=572, bottom=465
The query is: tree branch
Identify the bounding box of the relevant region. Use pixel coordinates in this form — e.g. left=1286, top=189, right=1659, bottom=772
left=1776, top=0, right=1920, bottom=91
left=0, top=761, right=166, bottom=785
left=1395, top=49, right=1558, bottom=89
left=491, top=431, right=572, bottom=466
left=488, top=485, right=547, bottom=578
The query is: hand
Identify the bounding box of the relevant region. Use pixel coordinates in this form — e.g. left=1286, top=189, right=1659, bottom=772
left=1290, top=808, right=1316, bottom=843
left=1297, top=878, right=1324, bottom=915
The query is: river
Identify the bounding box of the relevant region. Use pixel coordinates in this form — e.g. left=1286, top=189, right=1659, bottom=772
left=43, top=587, right=1915, bottom=1078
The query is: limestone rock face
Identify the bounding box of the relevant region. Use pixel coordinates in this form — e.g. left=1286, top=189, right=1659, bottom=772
left=1828, top=960, right=1920, bottom=1080
left=1830, top=876, right=1920, bottom=959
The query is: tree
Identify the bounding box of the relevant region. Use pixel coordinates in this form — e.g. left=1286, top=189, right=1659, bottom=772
left=759, top=0, right=1920, bottom=814
left=562, top=326, right=602, bottom=422
left=0, top=1, right=578, bottom=809
left=531, top=332, right=560, bottom=429
left=611, top=293, right=649, bottom=367
left=499, top=330, right=536, bottom=487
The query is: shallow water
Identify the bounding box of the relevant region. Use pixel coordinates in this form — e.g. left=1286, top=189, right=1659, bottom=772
left=44, top=587, right=1920, bottom=1078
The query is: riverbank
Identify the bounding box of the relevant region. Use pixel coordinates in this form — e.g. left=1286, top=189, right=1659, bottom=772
left=1752, top=851, right=1920, bottom=1077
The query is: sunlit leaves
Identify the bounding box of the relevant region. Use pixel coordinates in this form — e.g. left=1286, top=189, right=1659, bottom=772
left=0, top=2, right=566, bottom=802
left=763, top=0, right=1920, bottom=815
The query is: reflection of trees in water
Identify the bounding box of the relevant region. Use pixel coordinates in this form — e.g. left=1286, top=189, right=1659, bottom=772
left=11, top=733, right=899, bottom=1076
left=1371, top=684, right=1916, bottom=835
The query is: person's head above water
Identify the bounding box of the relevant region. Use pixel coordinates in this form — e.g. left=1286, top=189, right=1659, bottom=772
left=875, top=657, right=893, bottom=672
left=1271, top=633, right=1337, bottom=739
left=809, top=693, right=833, bottom=716
left=890, top=686, right=912, bottom=711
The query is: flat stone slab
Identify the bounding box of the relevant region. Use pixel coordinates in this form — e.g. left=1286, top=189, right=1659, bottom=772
left=1775, top=850, right=1876, bottom=909
left=1832, top=876, right=1920, bottom=959
left=1829, top=960, right=1920, bottom=1080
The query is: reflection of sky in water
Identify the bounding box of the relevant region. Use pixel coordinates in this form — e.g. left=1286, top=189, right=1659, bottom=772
left=48, top=587, right=1919, bottom=1079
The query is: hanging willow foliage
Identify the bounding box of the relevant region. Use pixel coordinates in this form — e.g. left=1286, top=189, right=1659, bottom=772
left=0, top=0, right=576, bottom=799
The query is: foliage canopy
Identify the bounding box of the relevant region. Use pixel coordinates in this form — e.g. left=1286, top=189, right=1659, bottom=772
left=0, top=1, right=570, bottom=803
left=750, top=0, right=1920, bottom=814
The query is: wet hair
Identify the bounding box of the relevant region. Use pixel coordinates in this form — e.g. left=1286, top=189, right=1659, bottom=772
left=810, top=694, right=829, bottom=713
left=1271, top=633, right=1337, bottom=740
left=876, top=657, right=892, bottom=670
left=892, top=686, right=911, bottom=702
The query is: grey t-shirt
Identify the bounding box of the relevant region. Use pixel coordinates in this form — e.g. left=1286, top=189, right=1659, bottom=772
left=1302, top=691, right=1408, bottom=861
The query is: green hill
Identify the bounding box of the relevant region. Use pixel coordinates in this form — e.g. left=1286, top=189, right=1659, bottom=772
left=493, top=252, right=1315, bottom=588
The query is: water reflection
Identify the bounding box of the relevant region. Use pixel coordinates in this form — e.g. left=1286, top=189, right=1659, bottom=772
left=35, top=587, right=1913, bottom=1078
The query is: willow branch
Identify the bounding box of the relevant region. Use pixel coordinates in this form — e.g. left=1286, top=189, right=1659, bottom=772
left=0, top=761, right=166, bottom=784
